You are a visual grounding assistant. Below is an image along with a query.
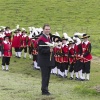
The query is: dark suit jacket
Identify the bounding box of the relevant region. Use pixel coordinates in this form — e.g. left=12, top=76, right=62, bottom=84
left=37, top=34, right=55, bottom=67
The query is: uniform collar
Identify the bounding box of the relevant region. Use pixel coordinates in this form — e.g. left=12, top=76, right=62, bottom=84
left=83, top=40, right=89, bottom=45
left=4, top=40, right=10, bottom=44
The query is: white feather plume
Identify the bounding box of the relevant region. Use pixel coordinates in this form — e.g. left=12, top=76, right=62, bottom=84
left=11, top=29, right=16, bottom=32
left=0, top=26, right=5, bottom=28
left=55, top=32, right=60, bottom=37
left=74, top=32, right=84, bottom=36
left=28, top=27, right=32, bottom=32
left=22, top=28, right=26, bottom=31
left=63, top=33, right=68, bottom=38
left=16, top=25, right=19, bottom=29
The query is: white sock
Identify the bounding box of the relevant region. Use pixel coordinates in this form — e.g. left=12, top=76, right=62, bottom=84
left=62, top=72, right=64, bottom=77
left=36, top=64, right=40, bottom=69
left=83, top=73, right=85, bottom=79
left=18, top=52, right=21, bottom=57
left=51, top=69, right=53, bottom=73
left=53, top=67, right=57, bottom=74
left=58, top=69, right=60, bottom=75
left=15, top=52, right=17, bottom=56
left=65, top=70, right=68, bottom=76
left=24, top=53, right=27, bottom=58
left=79, top=70, right=83, bottom=79
left=6, top=65, right=9, bottom=70
left=86, top=74, right=90, bottom=80
left=29, top=54, right=32, bottom=59
left=75, top=72, right=79, bottom=78
left=2, top=65, right=5, bottom=70
left=70, top=71, right=74, bottom=78
left=0, top=51, right=1, bottom=57
left=35, top=62, right=38, bottom=68
left=34, top=61, right=36, bottom=68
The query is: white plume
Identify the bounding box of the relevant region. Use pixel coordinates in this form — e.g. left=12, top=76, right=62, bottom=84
left=22, top=28, right=26, bottom=31
left=28, top=27, right=32, bottom=32
left=63, top=33, right=68, bottom=38
left=16, top=25, right=19, bottom=29
left=11, top=29, right=16, bottom=32
left=55, top=32, right=60, bottom=37
left=0, top=26, right=6, bottom=29
left=74, top=32, right=84, bottom=36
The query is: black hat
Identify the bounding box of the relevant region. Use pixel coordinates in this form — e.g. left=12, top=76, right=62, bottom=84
left=74, top=35, right=79, bottom=38
left=22, top=30, right=27, bottom=33
left=62, top=37, right=68, bottom=41
left=31, top=35, right=39, bottom=39
left=0, top=29, right=4, bottom=32
left=14, top=30, right=19, bottom=33
left=68, top=41, right=75, bottom=45
left=56, top=38, right=62, bottom=42
left=80, top=34, right=90, bottom=39
left=4, top=36, right=10, bottom=39
left=17, top=28, right=21, bottom=31
left=5, top=26, right=10, bottom=30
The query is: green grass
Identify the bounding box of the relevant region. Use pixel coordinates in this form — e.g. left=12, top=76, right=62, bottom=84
left=0, top=0, right=100, bottom=55
left=0, top=0, right=100, bottom=99
left=0, top=52, right=100, bottom=100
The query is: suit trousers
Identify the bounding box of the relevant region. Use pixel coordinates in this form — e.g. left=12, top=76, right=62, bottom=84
left=40, top=66, right=51, bottom=92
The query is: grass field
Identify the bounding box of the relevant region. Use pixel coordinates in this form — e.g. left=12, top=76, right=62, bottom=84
left=0, top=0, right=100, bottom=56
left=0, top=0, right=100, bottom=100
left=0, top=54, right=100, bottom=100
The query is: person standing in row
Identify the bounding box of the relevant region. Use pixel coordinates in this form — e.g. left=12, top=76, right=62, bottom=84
left=1, top=36, right=12, bottom=71
left=0, top=29, right=4, bottom=57
left=81, top=34, right=92, bottom=81
left=37, top=24, right=55, bottom=95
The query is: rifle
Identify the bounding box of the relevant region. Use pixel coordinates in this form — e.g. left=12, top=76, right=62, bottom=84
left=39, top=42, right=59, bottom=61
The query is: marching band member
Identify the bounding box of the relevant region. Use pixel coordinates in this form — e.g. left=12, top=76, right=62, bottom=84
left=32, top=35, right=40, bottom=70
left=20, top=30, right=29, bottom=58
left=68, top=40, right=76, bottom=80
left=1, top=36, right=12, bottom=71
left=28, top=34, right=33, bottom=59
left=81, top=34, right=92, bottom=81
left=62, top=37, right=69, bottom=78
left=73, top=34, right=83, bottom=80
left=55, top=38, right=64, bottom=77
left=0, top=29, right=4, bottom=57
left=4, top=27, right=12, bottom=42
left=12, top=30, right=22, bottom=58
left=51, top=32, right=61, bottom=75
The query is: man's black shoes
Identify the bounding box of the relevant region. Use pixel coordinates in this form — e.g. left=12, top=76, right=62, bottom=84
left=42, top=91, right=51, bottom=95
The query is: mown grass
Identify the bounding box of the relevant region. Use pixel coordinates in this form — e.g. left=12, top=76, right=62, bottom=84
left=0, top=51, right=100, bottom=100
left=0, top=0, right=100, bottom=99
left=0, top=0, right=100, bottom=56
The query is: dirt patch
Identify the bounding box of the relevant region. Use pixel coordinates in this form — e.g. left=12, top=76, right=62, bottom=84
left=92, top=86, right=100, bottom=93
left=92, top=56, right=100, bottom=65
left=92, top=56, right=100, bottom=62
left=36, top=97, right=55, bottom=100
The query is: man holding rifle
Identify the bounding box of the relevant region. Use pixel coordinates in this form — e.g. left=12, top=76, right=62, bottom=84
left=37, top=24, right=55, bottom=95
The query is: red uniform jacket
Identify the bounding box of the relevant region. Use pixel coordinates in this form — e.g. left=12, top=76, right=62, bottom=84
left=53, top=46, right=58, bottom=62
left=20, top=35, right=29, bottom=47
left=69, top=46, right=76, bottom=64
left=2, top=40, right=12, bottom=57
left=4, top=31, right=12, bottom=37
left=31, top=39, right=38, bottom=55
left=54, top=46, right=63, bottom=63
left=81, top=41, right=92, bottom=62
left=12, top=34, right=21, bottom=48
left=0, top=36, right=3, bottom=46
left=74, top=43, right=82, bottom=60
left=62, top=44, right=69, bottom=63
left=28, top=37, right=32, bottom=47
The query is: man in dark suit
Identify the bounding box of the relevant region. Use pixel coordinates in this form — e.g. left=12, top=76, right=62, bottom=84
left=37, top=24, right=55, bottom=95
